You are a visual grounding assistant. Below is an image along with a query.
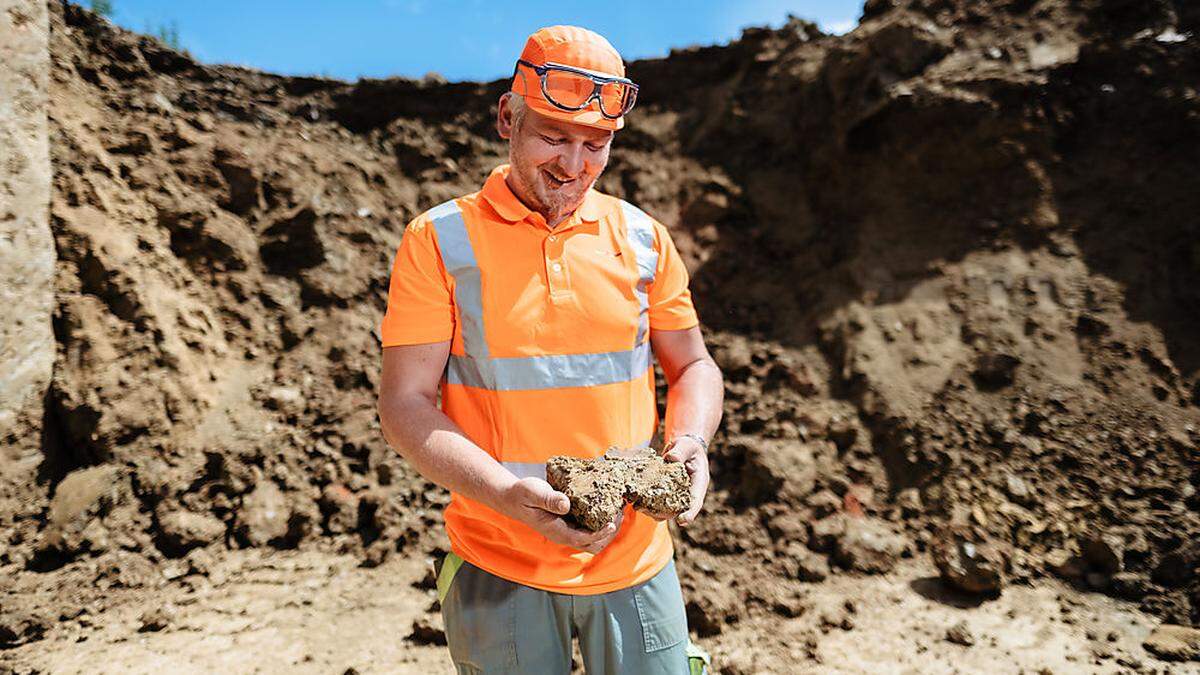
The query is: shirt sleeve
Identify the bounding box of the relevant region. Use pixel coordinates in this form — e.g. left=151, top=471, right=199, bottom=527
left=379, top=214, right=455, bottom=347
left=647, top=220, right=700, bottom=331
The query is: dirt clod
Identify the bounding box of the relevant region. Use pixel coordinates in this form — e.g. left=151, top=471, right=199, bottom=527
left=545, top=456, right=628, bottom=532
left=235, top=481, right=290, bottom=547
left=781, top=542, right=831, bottom=583
left=0, top=611, right=49, bottom=649
left=617, top=455, right=692, bottom=516
left=157, top=509, right=226, bottom=555
left=739, top=440, right=818, bottom=505
left=408, top=616, right=447, bottom=646
left=1143, top=624, right=1200, bottom=662
left=545, top=453, right=691, bottom=532
left=932, top=529, right=1007, bottom=596
left=37, top=465, right=127, bottom=558
left=826, top=515, right=907, bottom=574
left=945, top=621, right=975, bottom=646
left=137, top=605, right=175, bottom=632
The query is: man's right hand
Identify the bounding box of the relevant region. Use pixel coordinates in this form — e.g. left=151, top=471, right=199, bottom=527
left=503, top=477, right=621, bottom=555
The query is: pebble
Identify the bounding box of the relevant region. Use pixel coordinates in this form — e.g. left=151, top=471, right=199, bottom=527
left=945, top=621, right=975, bottom=646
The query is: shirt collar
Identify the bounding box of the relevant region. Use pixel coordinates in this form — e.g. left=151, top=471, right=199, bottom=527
left=480, top=164, right=604, bottom=226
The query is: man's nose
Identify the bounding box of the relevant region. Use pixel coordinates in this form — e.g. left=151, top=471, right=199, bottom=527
left=558, top=144, right=585, bottom=177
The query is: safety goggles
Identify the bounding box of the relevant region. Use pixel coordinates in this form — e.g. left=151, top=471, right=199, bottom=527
left=514, top=59, right=639, bottom=119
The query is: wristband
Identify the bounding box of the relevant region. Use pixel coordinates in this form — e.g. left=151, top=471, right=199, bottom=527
left=666, top=433, right=709, bottom=453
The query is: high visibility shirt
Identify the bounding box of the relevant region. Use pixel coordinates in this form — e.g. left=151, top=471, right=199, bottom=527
left=380, top=164, right=699, bottom=594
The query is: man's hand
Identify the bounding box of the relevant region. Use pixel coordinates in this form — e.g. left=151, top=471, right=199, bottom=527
left=503, top=477, right=624, bottom=555
left=646, top=437, right=709, bottom=526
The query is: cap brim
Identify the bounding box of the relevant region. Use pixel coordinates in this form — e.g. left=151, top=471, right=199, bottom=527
left=524, top=94, right=624, bottom=131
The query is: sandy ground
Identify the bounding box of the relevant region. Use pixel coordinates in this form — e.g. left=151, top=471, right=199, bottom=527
left=1, top=551, right=446, bottom=675
left=3, top=549, right=1192, bottom=675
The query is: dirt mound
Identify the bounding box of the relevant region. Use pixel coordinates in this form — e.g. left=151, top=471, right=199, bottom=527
left=3, top=0, right=1199, bottom=664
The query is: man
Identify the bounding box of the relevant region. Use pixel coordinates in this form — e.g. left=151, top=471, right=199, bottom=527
left=377, top=25, right=724, bottom=674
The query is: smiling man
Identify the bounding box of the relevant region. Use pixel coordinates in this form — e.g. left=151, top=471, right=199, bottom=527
left=377, top=25, right=723, bottom=674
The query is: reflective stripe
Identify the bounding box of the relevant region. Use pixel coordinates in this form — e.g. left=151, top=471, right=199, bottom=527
left=500, top=439, right=653, bottom=481
left=620, top=201, right=659, bottom=346
left=430, top=198, right=661, bottom=392
left=447, top=341, right=651, bottom=391
left=429, top=200, right=488, bottom=359
left=502, top=461, right=547, bottom=481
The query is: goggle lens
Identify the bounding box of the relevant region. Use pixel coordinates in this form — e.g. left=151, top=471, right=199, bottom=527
left=544, top=69, right=596, bottom=109
left=599, top=81, right=635, bottom=116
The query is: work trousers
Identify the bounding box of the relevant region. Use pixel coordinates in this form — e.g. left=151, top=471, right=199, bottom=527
left=438, top=554, right=704, bottom=674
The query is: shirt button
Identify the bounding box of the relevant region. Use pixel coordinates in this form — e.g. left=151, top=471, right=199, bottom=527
left=552, top=263, right=562, bottom=272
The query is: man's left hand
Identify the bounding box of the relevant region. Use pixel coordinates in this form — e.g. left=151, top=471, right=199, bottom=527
left=641, top=437, right=709, bottom=526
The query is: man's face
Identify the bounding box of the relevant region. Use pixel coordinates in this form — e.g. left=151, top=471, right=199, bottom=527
left=502, top=98, right=613, bottom=222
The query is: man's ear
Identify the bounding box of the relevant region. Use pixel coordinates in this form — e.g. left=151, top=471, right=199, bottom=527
left=496, top=93, right=514, bottom=140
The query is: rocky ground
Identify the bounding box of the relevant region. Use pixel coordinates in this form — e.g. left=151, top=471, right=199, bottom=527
left=2, top=0, right=1200, bottom=672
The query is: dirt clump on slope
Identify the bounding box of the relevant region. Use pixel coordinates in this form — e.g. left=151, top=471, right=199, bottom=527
left=2, top=0, right=1200, bottom=669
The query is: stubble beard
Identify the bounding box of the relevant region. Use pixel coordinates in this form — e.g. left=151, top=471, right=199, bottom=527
left=509, top=152, right=598, bottom=225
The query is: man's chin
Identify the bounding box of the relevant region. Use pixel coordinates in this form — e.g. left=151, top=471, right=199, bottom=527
left=537, top=188, right=585, bottom=215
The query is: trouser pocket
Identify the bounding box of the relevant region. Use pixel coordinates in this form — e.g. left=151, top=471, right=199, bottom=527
left=439, top=555, right=518, bottom=671
left=632, top=559, right=689, bottom=653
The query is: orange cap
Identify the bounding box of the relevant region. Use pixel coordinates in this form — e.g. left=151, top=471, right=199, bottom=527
left=511, top=25, right=628, bottom=131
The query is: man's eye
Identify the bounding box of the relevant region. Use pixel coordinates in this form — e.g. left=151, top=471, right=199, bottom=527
left=586, top=143, right=605, bottom=152
left=542, top=135, right=564, bottom=144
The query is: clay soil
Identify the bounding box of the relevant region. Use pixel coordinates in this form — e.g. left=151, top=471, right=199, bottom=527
left=3, top=0, right=1200, bottom=672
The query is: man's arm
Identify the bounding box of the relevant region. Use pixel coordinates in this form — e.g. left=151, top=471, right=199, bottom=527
left=378, top=342, right=621, bottom=553
left=649, top=325, right=724, bottom=525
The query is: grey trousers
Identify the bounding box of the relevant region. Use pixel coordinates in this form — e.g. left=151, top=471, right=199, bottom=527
left=438, top=554, right=702, bottom=675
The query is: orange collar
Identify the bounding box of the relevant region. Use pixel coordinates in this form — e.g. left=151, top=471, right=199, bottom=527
left=480, top=164, right=604, bottom=226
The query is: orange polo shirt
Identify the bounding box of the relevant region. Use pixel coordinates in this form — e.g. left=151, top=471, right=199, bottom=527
left=380, top=164, right=698, bottom=594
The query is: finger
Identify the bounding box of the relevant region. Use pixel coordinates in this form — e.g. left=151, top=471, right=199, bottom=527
left=584, top=523, right=621, bottom=554
left=662, top=446, right=687, bottom=463
left=523, top=479, right=571, bottom=515
left=580, top=521, right=618, bottom=545
left=585, top=537, right=614, bottom=555
left=586, top=509, right=626, bottom=552
left=678, top=463, right=709, bottom=526
left=546, top=491, right=571, bottom=515
left=547, top=519, right=616, bottom=549
left=677, top=507, right=700, bottom=526
left=578, top=531, right=615, bottom=554
left=540, top=519, right=593, bottom=548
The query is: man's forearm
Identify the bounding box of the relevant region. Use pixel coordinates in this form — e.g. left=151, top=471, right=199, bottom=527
left=663, top=358, right=724, bottom=444
left=379, top=395, right=517, bottom=516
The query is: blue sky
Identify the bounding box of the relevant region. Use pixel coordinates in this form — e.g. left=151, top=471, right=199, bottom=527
left=96, top=1, right=864, bottom=82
